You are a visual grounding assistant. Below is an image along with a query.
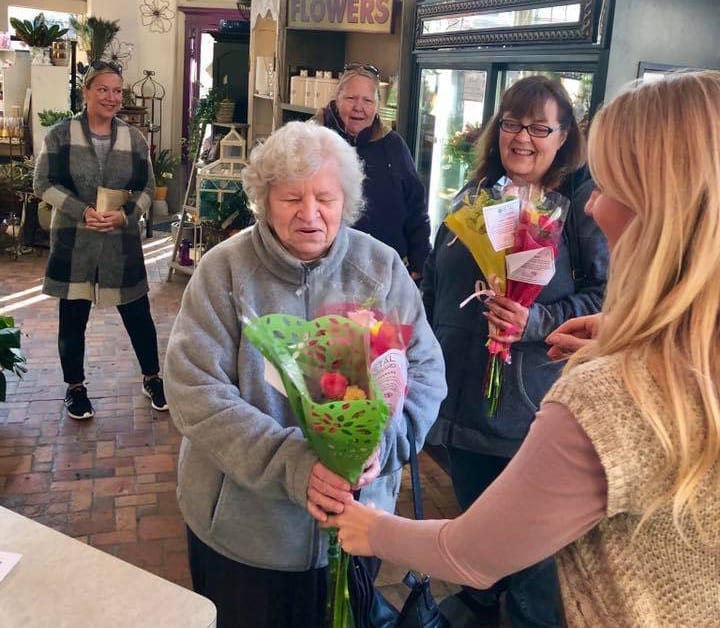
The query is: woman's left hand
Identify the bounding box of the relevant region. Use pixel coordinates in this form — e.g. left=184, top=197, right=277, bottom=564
left=323, top=500, right=379, bottom=556
left=485, top=295, right=529, bottom=344
left=351, top=449, right=381, bottom=491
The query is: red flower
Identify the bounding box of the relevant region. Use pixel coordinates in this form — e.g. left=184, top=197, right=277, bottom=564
left=320, top=372, right=348, bottom=400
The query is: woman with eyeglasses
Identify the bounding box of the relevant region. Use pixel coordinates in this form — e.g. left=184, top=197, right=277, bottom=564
left=323, top=69, right=720, bottom=628
left=419, top=75, right=609, bottom=626
left=314, top=63, right=431, bottom=282
left=33, top=61, right=168, bottom=420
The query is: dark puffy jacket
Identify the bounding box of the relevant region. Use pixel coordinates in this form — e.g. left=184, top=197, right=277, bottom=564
left=316, top=105, right=431, bottom=275
left=422, top=168, right=609, bottom=457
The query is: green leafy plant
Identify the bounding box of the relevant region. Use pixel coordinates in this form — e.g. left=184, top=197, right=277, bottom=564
left=10, top=13, right=68, bottom=48
left=0, top=159, right=34, bottom=193
left=38, top=109, right=74, bottom=127
left=0, top=316, right=27, bottom=402
left=186, top=88, right=220, bottom=160
left=152, top=148, right=181, bottom=187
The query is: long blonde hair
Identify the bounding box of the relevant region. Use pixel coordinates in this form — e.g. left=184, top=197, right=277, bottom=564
left=577, top=71, right=720, bottom=536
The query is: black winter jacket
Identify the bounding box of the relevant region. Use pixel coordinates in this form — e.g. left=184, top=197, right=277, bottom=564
left=422, top=168, right=609, bottom=457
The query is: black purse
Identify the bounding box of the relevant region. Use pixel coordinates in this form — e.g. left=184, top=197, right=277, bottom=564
left=347, top=418, right=449, bottom=628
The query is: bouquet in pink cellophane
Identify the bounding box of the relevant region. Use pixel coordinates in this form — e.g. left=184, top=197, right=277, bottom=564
left=241, top=298, right=412, bottom=628
left=483, top=186, right=570, bottom=415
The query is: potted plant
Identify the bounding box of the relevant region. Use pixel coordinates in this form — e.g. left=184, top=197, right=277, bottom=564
left=0, top=316, right=27, bottom=402
left=38, top=109, right=74, bottom=127
left=152, top=148, right=180, bottom=201
left=10, top=13, right=68, bottom=64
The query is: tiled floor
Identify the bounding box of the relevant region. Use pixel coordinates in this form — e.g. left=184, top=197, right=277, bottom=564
left=0, top=234, right=465, bottom=614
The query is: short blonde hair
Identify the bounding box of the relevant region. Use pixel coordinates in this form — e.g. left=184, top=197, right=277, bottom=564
left=241, top=121, right=365, bottom=224
left=577, top=70, right=720, bottom=538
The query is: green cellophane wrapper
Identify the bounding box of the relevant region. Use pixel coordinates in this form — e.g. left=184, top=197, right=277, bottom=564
left=243, top=313, right=392, bottom=628
left=243, top=313, right=389, bottom=484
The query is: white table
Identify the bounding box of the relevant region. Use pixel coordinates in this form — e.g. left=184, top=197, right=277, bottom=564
left=0, top=506, right=216, bottom=627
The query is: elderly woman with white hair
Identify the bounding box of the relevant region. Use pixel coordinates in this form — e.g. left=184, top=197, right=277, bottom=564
left=164, top=121, right=446, bottom=628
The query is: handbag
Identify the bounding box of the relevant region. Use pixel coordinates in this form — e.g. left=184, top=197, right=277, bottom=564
left=347, top=417, right=449, bottom=628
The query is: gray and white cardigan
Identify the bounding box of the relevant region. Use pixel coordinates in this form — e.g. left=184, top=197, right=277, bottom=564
left=34, top=111, right=155, bottom=306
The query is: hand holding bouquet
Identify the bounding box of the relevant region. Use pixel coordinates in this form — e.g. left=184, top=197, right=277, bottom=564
left=445, top=179, right=569, bottom=415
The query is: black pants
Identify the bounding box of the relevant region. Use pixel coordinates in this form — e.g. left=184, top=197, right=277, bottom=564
left=448, top=447, right=563, bottom=628
left=186, top=526, right=328, bottom=628
left=58, top=295, right=160, bottom=384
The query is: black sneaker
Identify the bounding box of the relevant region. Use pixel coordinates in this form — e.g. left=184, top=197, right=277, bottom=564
left=143, top=376, right=168, bottom=411
left=65, top=385, right=95, bottom=420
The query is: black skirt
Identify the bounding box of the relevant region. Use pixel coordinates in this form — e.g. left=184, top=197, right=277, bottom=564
left=186, top=526, right=328, bottom=628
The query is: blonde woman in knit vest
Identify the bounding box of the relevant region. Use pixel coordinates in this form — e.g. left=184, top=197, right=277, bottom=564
left=320, top=70, right=720, bottom=626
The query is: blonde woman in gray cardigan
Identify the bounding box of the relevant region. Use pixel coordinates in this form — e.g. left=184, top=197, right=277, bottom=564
left=325, top=71, right=720, bottom=626
left=34, top=61, right=167, bottom=420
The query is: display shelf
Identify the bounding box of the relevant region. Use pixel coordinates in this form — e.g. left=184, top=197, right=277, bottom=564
left=248, top=1, right=414, bottom=142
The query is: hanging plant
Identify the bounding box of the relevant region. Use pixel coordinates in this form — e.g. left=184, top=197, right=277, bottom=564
left=140, top=0, right=176, bottom=34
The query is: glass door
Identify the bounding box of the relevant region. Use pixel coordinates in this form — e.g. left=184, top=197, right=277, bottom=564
left=499, top=68, right=595, bottom=133
left=415, top=68, right=489, bottom=238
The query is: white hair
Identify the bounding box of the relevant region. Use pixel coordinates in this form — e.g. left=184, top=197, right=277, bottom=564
left=241, top=121, right=366, bottom=224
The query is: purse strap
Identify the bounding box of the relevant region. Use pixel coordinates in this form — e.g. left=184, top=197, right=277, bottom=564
left=405, top=417, right=424, bottom=521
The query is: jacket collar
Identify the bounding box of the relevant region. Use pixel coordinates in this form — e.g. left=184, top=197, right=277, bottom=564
left=317, top=102, right=389, bottom=146
left=77, top=109, right=120, bottom=147
left=251, top=218, right=349, bottom=285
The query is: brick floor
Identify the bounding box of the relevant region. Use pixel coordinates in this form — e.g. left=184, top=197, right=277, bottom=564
left=0, top=235, right=470, bottom=615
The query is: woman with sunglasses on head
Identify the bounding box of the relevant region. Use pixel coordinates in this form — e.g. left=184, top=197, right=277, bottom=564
left=324, top=70, right=720, bottom=627
left=420, top=76, right=609, bottom=626
left=34, top=61, right=168, bottom=420
left=314, top=63, right=430, bottom=282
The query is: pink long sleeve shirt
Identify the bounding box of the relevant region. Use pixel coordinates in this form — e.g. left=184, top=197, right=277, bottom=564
left=369, top=403, right=607, bottom=589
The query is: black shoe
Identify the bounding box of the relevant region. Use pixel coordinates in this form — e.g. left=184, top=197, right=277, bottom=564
left=143, top=376, right=168, bottom=411
left=65, top=385, right=95, bottom=420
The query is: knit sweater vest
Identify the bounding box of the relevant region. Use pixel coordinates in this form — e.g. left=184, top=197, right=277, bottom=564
left=544, top=355, right=719, bottom=627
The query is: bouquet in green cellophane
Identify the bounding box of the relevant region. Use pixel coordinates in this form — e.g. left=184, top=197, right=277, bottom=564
left=242, top=305, right=411, bottom=628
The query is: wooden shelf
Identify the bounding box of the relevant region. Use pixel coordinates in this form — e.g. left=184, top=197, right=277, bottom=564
left=253, top=93, right=274, bottom=101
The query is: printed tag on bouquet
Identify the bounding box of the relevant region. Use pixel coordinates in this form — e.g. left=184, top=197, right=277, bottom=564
left=370, top=348, right=408, bottom=424
left=264, top=359, right=288, bottom=397
left=483, top=198, right=520, bottom=252
left=506, top=247, right=555, bottom=285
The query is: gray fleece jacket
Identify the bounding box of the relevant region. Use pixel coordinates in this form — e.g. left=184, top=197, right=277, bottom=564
left=164, top=220, right=446, bottom=571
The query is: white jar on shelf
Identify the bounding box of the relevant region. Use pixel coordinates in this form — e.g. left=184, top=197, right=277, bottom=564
left=304, top=72, right=317, bottom=109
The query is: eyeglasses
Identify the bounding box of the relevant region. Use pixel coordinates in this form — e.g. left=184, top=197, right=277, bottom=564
left=343, top=63, right=380, bottom=77
left=499, top=119, right=559, bottom=138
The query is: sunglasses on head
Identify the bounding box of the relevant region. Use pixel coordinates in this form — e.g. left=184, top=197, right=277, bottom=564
left=343, top=63, right=380, bottom=77
left=89, top=61, right=123, bottom=75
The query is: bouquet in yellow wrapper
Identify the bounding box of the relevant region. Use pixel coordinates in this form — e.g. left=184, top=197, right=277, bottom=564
left=444, top=178, right=521, bottom=415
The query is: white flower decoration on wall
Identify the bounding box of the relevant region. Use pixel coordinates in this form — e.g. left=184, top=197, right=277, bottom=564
left=103, top=40, right=133, bottom=65
left=140, top=0, right=176, bottom=34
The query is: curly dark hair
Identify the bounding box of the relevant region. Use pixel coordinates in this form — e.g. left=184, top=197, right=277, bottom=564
left=471, top=75, right=585, bottom=190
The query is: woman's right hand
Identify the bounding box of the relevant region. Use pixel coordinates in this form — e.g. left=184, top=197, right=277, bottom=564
left=546, top=314, right=601, bottom=361
left=84, top=207, right=123, bottom=232
left=306, top=461, right=353, bottom=523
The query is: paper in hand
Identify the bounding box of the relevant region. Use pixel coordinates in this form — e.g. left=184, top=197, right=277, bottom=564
left=96, top=187, right=130, bottom=213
